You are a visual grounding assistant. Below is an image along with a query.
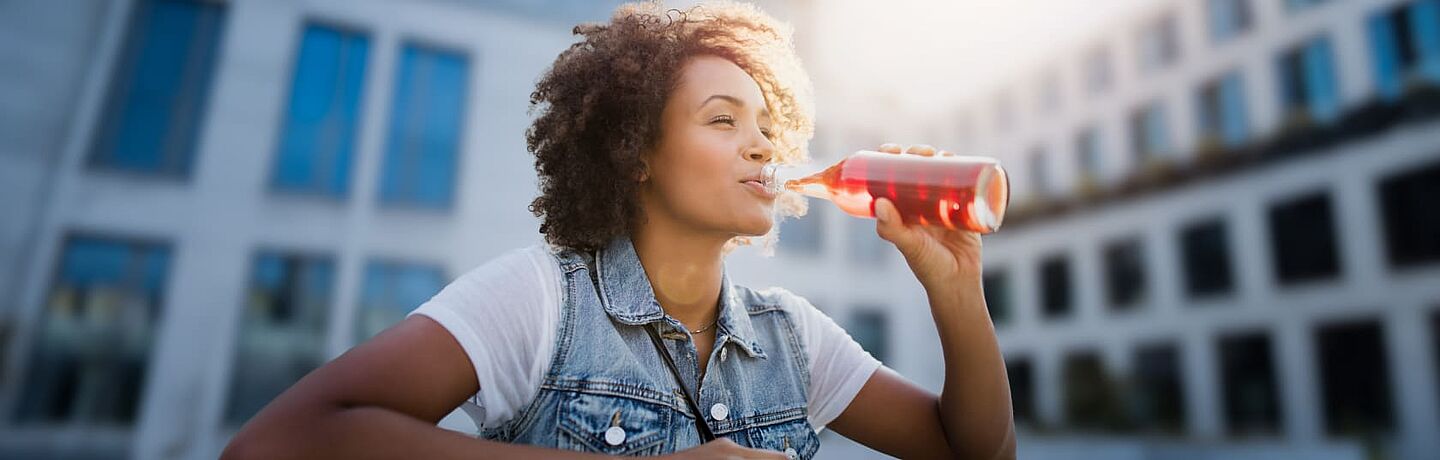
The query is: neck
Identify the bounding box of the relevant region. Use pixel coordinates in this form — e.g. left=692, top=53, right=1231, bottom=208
left=629, top=213, right=729, bottom=332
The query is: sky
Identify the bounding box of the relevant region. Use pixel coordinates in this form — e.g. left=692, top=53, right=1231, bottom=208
left=806, top=0, right=1158, bottom=113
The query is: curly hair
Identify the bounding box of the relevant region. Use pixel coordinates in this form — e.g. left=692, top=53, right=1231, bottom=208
left=525, top=0, right=815, bottom=254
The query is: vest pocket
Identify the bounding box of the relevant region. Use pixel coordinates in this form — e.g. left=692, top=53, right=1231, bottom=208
left=557, top=392, right=671, bottom=456
left=744, top=418, right=820, bottom=459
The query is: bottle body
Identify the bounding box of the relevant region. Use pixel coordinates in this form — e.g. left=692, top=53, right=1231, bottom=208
left=785, top=150, right=1010, bottom=233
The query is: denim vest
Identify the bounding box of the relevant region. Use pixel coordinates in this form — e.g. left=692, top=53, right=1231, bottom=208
left=475, top=235, right=821, bottom=458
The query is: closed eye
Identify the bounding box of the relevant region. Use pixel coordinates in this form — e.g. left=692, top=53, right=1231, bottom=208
left=710, top=115, right=736, bottom=126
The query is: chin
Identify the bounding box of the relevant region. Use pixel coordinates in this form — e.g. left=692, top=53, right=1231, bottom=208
left=736, top=216, right=774, bottom=237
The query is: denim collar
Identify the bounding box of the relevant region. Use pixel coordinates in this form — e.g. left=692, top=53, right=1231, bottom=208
left=594, top=235, right=766, bottom=359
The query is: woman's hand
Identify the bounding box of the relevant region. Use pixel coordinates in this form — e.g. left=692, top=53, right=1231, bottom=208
left=660, top=438, right=787, bottom=459
left=871, top=143, right=985, bottom=296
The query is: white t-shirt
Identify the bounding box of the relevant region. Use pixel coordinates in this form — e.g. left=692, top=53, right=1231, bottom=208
left=407, top=244, right=882, bottom=433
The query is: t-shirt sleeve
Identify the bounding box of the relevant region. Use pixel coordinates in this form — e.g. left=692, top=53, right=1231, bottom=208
left=783, top=291, right=883, bottom=432
left=405, top=244, right=560, bottom=426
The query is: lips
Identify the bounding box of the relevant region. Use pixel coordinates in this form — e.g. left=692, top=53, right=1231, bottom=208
left=741, top=179, right=777, bottom=199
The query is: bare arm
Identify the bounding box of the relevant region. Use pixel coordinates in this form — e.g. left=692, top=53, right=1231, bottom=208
left=828, top=288, right=1016, bottom=460
left=221, top=315, right=612, bottom=459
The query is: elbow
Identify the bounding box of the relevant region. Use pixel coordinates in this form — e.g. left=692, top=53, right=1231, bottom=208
left=221, top=431, right=275, bottom=460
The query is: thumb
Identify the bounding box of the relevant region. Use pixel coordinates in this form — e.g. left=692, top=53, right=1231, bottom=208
left=874, top=198, right=918, bottom=248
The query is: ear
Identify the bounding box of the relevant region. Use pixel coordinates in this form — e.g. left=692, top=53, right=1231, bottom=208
left=635, top=160, right=650, bottom=182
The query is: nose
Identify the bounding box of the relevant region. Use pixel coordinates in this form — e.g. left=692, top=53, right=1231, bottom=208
left=746, top=140, right=774, bottom=164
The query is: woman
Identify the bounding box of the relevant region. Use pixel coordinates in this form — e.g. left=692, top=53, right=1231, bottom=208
left=223, top=1, right=1015, bottom=458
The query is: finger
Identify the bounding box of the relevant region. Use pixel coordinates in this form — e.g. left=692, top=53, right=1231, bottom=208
left=905, top=144, right=937, bottom=156
left=937, top=149, right=955, bottom=157
left=878, top=143, right=903, bottom=154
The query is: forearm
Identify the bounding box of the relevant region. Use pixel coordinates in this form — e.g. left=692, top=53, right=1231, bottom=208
left=927, top=285, right=1016, bottom=460
left=223, top=403, right=613, bottom=460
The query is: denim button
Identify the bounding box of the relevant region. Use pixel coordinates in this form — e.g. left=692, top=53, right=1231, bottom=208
left=604, top=426, right=626, bottom=446
left=710, top=403, right=729, bottom=421
left=784, top=447, right=798, bottom=459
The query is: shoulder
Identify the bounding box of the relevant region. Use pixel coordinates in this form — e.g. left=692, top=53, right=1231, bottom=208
left=731, top=285, right=827, bottom=335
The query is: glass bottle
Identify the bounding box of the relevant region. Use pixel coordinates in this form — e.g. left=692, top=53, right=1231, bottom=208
left=777, top=150, right=1010, bottom=233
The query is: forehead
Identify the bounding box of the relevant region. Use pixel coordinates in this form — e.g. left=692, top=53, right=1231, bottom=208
left=674, top=55, right=767, bottom=110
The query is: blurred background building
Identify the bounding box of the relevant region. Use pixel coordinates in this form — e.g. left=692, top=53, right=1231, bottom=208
left=0, top=0, right=1436, bottom=459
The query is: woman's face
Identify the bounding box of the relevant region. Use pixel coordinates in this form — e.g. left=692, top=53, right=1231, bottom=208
left=639, top=55, right=778, bottom=239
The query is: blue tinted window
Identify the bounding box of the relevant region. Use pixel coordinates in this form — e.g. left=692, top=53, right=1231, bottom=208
left=1199, top=71, right=1250, bottom=146
left=225, top=251, right=334, bottom=426
left=1138, top=13, right=1181, bottom=73
left=1130, top=101, right=1171, bottom=161
left=1207, top=0, right=1252, bottom=43
left=1029, top=147, right=1050, bottom=196
left=16, top=235, right=171, bottom=425
left=848, top=309, right=889, bottom=363
left=1368, top=1, right=1440, bottom=100
left=271, top=24, right=370, bottom=197
left=1076, top=126, right=1103, bottom=181
left=1277, top=36, right=1340, bottom=123
left=355, top=261, right=446, bottom=343
left=779, top=203, right=825, bottom=255
left=378, top=44, right=471, bottom=209
left=89, top=0, right=225, bottom=176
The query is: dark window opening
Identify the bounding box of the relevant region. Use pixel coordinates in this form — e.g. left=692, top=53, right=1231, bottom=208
left=1218, top=331, right=1283, bottom=436
left=1132, top=343, right=1187, bottom=433
left=1040, top=255, right=1073, bottom=319
left=1181, top=217, right=1235, bottom=298
left=1378, top=160, right=1440, bottom=268
left=1267, top=191, right=1341, bottom=285
left=1103, top=237, right=1147, bottom=310
left=1315, top=319, right=1395, bottom=436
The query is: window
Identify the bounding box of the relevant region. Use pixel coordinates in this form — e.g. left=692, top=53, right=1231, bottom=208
left=225, top=251, right=335, bottom=426
left=1102, top=236, right=1147, bottom=311
left=87, top=0, right=225, bottom=176
left=1369, top=1, right=1440, bottom=101
left=270, top=24, right=371, bottom=197
left=1129, top=101, right=1171, bottom=162
left=1062, top=351, right=1124, bottom=430
left=1029, top=147, right=1050, bottom=196
left=355, top=261, right=446, bottom=343
left=779, top=202, right=825, bottom=256
left=1218, top=331, right=1282, bottom=436
left=1180, top=217, right=1235, bottom=298
left=1084, top=45, right=1113, bottom=97
left=982, top=269, right=1012, bottom=324
left=1039, top=254, right=1072, bottom=319
left=846, top=215, right=888, bottom=264
left=1132, top=343, right=1186, bottom=433
left=1138, top=12, right=1181, bottom=73
left=1197, top=71, right=1251, bottom=147
left=1207, top=0, right=1253, bottom=43
left=1267, top=191, right=1341, bottom=285
left=1007, top=357, right=1035, bottom=424
left=1315, top=319, right=1395, bottom=436
left=1276, top=35, right=1340, bottom=124
left=14, top=235, right=171, bottom=425
left=1379, top=160, right=1440, bottom=268
left=848, top=309, right=889, bottom=363
left=378, top=43, right=471, bottom=209
left=1075, top=126, right=1103, bottom=182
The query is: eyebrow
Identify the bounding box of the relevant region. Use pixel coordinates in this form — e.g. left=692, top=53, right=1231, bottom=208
left=700, top=94, right=771, bottom=119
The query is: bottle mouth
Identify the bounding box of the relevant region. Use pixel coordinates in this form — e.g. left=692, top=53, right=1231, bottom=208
left=761, top=163, right=780, bottom=194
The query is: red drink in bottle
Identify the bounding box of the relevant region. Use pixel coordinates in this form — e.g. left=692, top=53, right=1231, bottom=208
left=782, top=151, right=1009, bottom=233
